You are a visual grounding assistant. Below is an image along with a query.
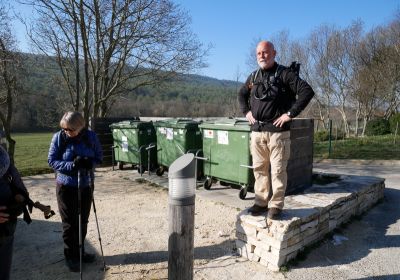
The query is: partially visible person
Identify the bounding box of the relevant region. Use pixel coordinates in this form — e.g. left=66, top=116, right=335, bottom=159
left=0, top=145, right=29, bottom=280
left=238, top=40, right=314, bottom=219
left=48, top=111, right=102, bottom=272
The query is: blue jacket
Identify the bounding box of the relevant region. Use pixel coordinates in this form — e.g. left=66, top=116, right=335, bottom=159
left=48, top=129, right=103, bottom=188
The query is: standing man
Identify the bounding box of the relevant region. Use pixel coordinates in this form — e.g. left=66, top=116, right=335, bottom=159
left=238, top=40, right=314, bottom=219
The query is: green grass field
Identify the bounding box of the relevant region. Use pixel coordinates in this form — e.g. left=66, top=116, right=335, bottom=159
left=8, top=132, right=400, bottom=176
left=13, top=132, right=55, bottom=176
left=313, top=134, right=400, bottom=160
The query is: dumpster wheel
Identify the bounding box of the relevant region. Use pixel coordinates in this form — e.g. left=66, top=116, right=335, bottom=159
left=156, top=166, right=165, bottom=176
left=203, top=177, right=212, bottom=190
left=239, top=185, right=248, bottom=200
left=138, top=165, right=145, bottom=175
left=118, top=162, right=124, bottom=170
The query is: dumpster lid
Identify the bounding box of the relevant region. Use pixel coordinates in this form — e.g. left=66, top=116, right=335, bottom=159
left=154, top=118, right=200, bottom=129
left=109, top=120, right=153, bottom=129
left=199, top=118, right=251, bottom=131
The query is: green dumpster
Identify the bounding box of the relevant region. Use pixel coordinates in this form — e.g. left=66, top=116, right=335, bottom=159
left=153, top=119, right=202, bottom=176
left=110, top=120, right=157, bottom=173
left=199, top=118, right=254, bottom=199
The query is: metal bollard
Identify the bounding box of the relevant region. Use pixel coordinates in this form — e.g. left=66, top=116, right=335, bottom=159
left=168, top=153, right=196, bottom=280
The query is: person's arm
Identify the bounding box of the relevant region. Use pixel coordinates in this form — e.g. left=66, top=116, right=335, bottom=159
left=0, top=206, right=9, bottom=223
left=238, top=74, right=255, bottom=124
left=8, top=164, right=29, bottom=197
left=48, top=132, right=75, bottom=172
left=274, top=70, right=314, bottom=128
left=284, top=70, right=315, bottom=118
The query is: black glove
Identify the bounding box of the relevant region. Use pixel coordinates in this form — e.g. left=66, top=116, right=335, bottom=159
left=73, top=156, right=93, bottom=170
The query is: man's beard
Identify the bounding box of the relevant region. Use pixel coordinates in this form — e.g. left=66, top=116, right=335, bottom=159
left=258, top=60, right=268, bottom=69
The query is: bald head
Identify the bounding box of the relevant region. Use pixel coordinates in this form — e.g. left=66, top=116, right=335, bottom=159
left=256, top=40, right=276, bottom=70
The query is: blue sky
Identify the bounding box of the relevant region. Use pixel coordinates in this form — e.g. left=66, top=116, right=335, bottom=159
left=174, top=0, right=400, bottom=81
left=13, top=0, right=400, bottom=81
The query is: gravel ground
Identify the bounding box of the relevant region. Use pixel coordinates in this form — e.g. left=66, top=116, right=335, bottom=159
left=10, top=161, right=400, bottom=280
left=11, top=167, right=241, bottom=280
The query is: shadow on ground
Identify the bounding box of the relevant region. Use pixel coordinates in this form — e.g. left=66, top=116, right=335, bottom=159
left=12, top=216, right=236, bottom=280
left=12, top=218, right=105, bottom=280
left=290, top=187, right=400, bottom=272
left=104, top=239, right=234, bottom=266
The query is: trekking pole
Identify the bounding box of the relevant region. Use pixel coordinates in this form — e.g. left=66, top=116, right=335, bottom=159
left=90, top=169, right=107, bottom=271
left=78, top=169, right=83, bottom=280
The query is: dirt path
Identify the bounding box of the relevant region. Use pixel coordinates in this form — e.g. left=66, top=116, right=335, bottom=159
left=11, top=168, right=240, bottom=280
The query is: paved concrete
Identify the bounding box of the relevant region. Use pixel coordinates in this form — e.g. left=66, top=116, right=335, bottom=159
left=193, top=160, right=400, bottom=280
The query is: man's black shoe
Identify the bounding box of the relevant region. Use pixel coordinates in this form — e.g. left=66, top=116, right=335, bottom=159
left=267, top=207, right=282, bottom=220
left=65, top=259, right=79, bottom=272
left=82, top=252, right=96, bottom=263
left=247, top=204, right=267, bottom=215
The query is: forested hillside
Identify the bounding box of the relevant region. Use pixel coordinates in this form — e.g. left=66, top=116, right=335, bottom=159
left=13, top=54, right=242, bottom=131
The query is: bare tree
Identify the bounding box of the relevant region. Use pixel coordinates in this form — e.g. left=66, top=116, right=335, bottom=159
left=0, top=4, right=23, bottom=162
left=381, top=12, right=400, bottom=117
left=351, top=13, right=400, bottom=135
left=226, top=66, right=242, bottom=117
left=21, top=0, right=209, bottom=124
left=245, top=31, right=295, bottom=72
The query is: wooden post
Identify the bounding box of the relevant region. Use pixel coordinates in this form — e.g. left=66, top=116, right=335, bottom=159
left=168, top=154, right=196, bottom=280
left=168, top=204, right=195, bottom=280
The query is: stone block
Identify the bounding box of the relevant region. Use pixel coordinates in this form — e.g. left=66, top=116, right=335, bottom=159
left=236, top=223, right=257, bottom=239
left=257, top=230, right=288, bottom=250
left=235, top=240, right=254, bottom=259
left=235, top=173, right=385, bottom=270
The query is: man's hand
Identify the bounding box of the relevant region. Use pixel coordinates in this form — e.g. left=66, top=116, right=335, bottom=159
left=273, top=113, right=292, bottom=128
left=246, top=111, right=256, bottom=125
left=0, top=206, right=9, bottom=223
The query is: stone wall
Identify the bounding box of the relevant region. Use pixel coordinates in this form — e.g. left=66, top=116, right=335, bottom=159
left=235, top=174, right=385, bottom=271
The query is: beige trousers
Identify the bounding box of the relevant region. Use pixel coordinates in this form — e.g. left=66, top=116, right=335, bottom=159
left=250, top=130, right=291, bottom=209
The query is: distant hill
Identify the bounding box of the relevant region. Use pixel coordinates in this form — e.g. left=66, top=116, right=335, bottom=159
left=12, top=53, right=243, bottom=131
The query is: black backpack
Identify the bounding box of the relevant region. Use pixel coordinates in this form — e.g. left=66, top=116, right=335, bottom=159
left=250, top=61, right=300, bottom=101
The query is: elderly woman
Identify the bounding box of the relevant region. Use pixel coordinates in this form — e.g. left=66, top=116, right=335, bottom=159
left=48, top=111, right=102, bottom=272
left=0, top=145, right=29, bottom=280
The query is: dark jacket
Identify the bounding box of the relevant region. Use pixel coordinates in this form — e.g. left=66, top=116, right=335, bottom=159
left=238, top=62, right=314, bottom=132
left=0, top=147, right=28, bottom=238
left=48, top=129, right=103, bottom=188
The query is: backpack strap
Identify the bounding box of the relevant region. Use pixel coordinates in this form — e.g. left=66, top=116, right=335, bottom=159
left=248, top=69, right=260, bottom=89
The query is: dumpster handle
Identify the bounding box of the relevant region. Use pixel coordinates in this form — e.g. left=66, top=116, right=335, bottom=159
left=195, top=156, right=208, bottom=161
left=187, top=149, right=205, bottom=184
left=137, top=145, right=147, bottom=177
left=146, top=143, right=157, bottom=176
left=111, top=145, right=118, bottom=171
left=146, top=143, right=156, bottom=150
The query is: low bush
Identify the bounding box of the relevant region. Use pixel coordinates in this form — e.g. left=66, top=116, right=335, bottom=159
left=389, top=113, right=400, bottom=134
left=314, top=130, right=329, bottom=142
left=314, top=129, right=345, bottom=142
left=365, top=118, right=391, bottom=136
